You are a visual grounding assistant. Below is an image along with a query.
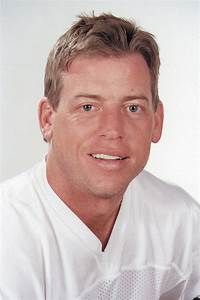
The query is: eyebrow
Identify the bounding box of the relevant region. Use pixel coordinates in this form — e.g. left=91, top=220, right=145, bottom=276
left=74, top=93, right=150, bottom=102
left=74, top=94, right=102, bottom=100
left=123, top=95, right=149, bottom=102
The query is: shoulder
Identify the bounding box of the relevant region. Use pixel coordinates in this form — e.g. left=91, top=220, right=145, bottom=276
left=0, top=161, right=47, bottom=248
left=132, top=170, right=200, bottom=213
left=0, top=161, right=44, bottom=206
left=0, top=163, right=47, bottom=297
left=129, top=170, right=200, bottom=260
left=0, top=161, right=46, bottom=229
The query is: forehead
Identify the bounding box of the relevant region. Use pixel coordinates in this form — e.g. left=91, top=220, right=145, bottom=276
left=66, top=53, right=150, bottom=77
left=60, top=53, right=152, bottom=101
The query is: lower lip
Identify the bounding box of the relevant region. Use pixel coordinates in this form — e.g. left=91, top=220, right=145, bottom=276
left=88, top=155, right=127, bottom=171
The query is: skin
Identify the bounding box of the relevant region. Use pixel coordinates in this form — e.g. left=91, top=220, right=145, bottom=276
left=39, top=53, right=163, bottom=249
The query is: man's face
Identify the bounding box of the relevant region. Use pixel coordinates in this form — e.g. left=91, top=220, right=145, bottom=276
left=44, top=53, right=163, bottom=199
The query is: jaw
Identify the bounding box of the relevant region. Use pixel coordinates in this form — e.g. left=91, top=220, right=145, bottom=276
left=46, top=143, right=149, bottom=202
left=75, top=155, right=134, bottom=200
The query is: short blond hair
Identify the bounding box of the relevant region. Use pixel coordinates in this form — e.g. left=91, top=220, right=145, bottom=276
left=44, top=13, right=160, bottom=110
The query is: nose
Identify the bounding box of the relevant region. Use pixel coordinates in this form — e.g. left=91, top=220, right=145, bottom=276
left=99, top=106, right=125, bottom=140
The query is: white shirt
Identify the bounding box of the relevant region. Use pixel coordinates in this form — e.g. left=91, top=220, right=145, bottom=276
left=0, top=161, right=199, bottom=299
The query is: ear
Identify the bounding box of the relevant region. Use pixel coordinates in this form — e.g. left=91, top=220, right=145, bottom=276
left=38, top=97, right=55, bottom=143
left=151, top=101, right=164, bottom=143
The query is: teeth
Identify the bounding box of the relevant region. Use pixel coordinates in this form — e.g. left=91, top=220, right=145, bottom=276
left=91, top=154, right=122, bottom=160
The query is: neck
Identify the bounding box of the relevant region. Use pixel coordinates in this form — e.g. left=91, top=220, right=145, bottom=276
left=46, top=159, right=123, bottom=250
left=89, top=204, right=122, bottom=251
left=71, top=200, right=122, bottom=251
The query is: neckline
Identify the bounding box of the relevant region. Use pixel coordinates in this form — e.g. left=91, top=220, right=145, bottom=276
left=35, top=160, right=133, bottom=255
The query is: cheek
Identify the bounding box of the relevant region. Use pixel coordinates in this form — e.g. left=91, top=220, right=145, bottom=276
left=67, top=112, right=100, bottom=141
left=52, top=115, right=94, bottom=152
left=128, top=119, right=154, bottom=143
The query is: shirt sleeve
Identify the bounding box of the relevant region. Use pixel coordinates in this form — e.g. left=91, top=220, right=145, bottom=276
left=183, top=204, right=200, bottom=300
left=0, top=193, right=45, bottom=300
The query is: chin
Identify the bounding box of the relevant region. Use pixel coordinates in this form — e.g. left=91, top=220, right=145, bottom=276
left=88, top=181, right=129, bottom=200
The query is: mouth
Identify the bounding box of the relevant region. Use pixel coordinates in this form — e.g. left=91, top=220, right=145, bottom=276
left=89, top=153, right=128, bottom=161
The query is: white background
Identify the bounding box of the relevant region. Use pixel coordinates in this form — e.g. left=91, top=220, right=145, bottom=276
left=0, top=0, right=199, bottom=202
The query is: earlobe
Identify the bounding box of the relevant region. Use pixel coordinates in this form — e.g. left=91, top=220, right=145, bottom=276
left=152, top=101, right=164, bottom=144
left=38, top=97, right=55, bottom=143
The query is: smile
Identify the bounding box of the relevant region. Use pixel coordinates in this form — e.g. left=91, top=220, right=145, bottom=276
left=89, top=153, right=127, bottom=160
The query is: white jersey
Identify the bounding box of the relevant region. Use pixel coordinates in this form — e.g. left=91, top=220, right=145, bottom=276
left=0, top=161, right=199, bottom=300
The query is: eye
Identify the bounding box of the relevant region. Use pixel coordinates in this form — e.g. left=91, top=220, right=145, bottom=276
left=82, top=104, right=93, bottom=112
left=128, top=104, right=140, bottom=113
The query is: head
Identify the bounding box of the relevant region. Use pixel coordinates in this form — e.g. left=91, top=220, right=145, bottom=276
left=44, top=13, right=160, bottom=112
left=39, top=13, right=163, bottom=202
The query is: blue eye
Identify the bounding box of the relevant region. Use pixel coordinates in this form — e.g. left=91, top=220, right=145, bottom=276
left=82, top=104, right=93, bottom=111
left=128, top=104, right=139, bottom=112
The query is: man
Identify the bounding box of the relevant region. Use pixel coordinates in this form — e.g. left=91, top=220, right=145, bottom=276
left=0, top=13, right=199, bottom=300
